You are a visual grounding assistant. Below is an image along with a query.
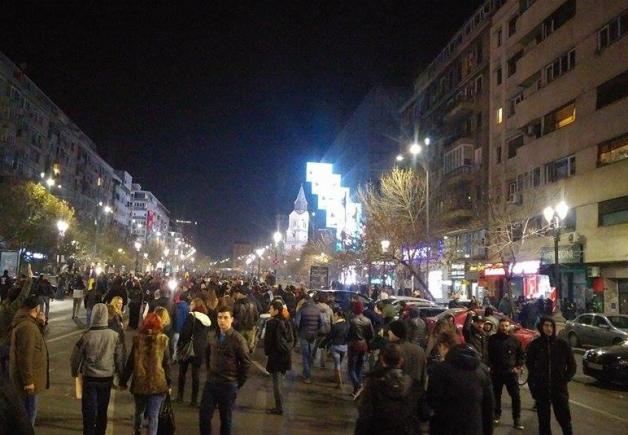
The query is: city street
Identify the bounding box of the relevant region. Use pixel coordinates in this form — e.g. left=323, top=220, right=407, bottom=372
left=32, top=300, right=627, bottom=434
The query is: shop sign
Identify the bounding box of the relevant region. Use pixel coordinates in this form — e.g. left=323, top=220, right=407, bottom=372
left=511, top=260, right=540, bottom=275
left=450, top=262, right=466, bottom=279
left=540, top=244, right=583, bottom=264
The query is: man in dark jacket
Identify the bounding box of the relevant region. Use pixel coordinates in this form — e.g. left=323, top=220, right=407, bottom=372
left=294, top=294, right=321, bottom=384
left=347, top=302, right=374, bottom=396
left=463, top=313, right=489, bottom=364
left=387, top=320, right=427, bottom=388
left=355, top=343, right=423, bottom=435
left=232, top=287, right=260, bottom=354
left=488, top=318, right=524, bottom=430
left=264, top=300, right=293, bottom=415
left=427, top=330, right=494, bottom=435
left=33, top=275, right=53, bottom=322
left=526, top=316, right=576, bottom=435
left=199, top=305, right=251, bottom=435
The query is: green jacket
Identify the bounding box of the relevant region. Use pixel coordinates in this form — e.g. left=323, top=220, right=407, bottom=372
left=0, top=279, right=32, bottom=348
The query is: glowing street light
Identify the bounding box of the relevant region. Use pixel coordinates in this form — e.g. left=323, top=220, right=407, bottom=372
left=273, top=231, right=282, bottom=246
left=46, top=178, right=55, bottom=187
left=544, top=201, right=569, bottom=310
left=56, top=220, right=69, bottom=236
left=396, top=154, right=404, bottom=162
left=424, top=137, right=431, bottom=146
left=167, top=279, right=178, bottom=292
left=143, top=252, right=148, bottom=259
left=103, top=205, right=113, bottom=214
left=134, top=241, right=142, bottom=252
left=409, top=143, right=422, bottom=155
left=163, top=248, right=170, bottom=257
left=117, top=248, right=123, bottom=253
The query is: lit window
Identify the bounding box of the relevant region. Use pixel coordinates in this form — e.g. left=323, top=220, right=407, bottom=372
left=555, top=103, right=576, bottom=128
left=598, top=132, right=628, bottom=166
left=497, top=107, right=503, bottom=124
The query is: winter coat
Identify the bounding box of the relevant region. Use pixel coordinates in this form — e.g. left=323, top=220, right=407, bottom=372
left=206, top=328, right=251, bottom=386
left=104, top=286, right=128, bottom=307
left=177, top=311, right=212, bottom=366
left=405, top=315, right=427, bottom=347
left=279, top=289, right=296, bottom=317
left=264, top=315, right=293, bottom=373
left=233, top=298, right=259, bottom=331
left=526, top=318, right=576, bottom=397
left=33, top=278, right=53, bottom=298
left=295, top=300, right=321, bottom=341
left=71, top=304, right=124, bottom=379
left=463, top=315, right=489, bottom=365
left=427, top=344, right=494, bottom=435
left=0, top=376, right=34, bottom=435
left=316, top=302, right=333, bottom=336
left=355, top=368, right=422, bottom=435
left=396, top=340, right=427, bottom=387
left=121, top=331, right=171, bottom=395
left=320, top=319, right=350, bottom=348
left=173, top=300, right=189, bottom=334
left=348, top=314, right=374, bottom=351
left=9, top=310, right=49, bottom=395
left=487, top=331, right=524, bottom=375
left=363, top=309, right=384, bottom=334
left=0, top=279, right=32, bottom=348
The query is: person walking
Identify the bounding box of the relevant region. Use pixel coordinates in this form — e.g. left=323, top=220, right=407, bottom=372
left=9, top=295, right=49, bottom=427
left=488, top=318, right=524, bottom=430
left=264, top=300, right=294, bottom=415
left=119, top=313, right=172, bottom=435
left=294, top=294, right=321, bottom=384
left=107, top=296, right=127, bottom=367
left=404, top=307, right=427, bottom=348
left=386, top=320, right=427, bottom=387
left=72, top=274, right=86, bottom=320
left=313, top=294, right=333, bottom=368
left=320, top=307, right=350, bottom=388
left=172, top=292, right=190, bottom=361
left=355, top=343, right=423, bottom=435
left=71, top=303, right=124, bottom=435
left=347, top=302, right=374, bottom=397
left=0, top=265, right=32, bottom=380
left=526, top=316, right=576, bottom=435
left=176, top=298, right=211, bottom=406
left=232, top=287, right=260, bottom=354
left=33, top=275, right=53, bottom=324
left=199, top=305, right=251, bottom=435
left=463, top=314, right=489, bottom=364
left=427, top=330, right=494, bottom=435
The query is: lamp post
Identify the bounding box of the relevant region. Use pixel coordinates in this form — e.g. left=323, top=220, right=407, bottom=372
left=543, top=201, right=569, bottom=311
left=409, top=138, right=431, bottom=274
left=56, top=220, right=69, bottom=274
left=134, top=241, right=142, bottom=273
left=273, top=231, right=282, bottom=282
left=381, top=239, right=390, bottom=287
left=255, top=247, right=265, bottom=281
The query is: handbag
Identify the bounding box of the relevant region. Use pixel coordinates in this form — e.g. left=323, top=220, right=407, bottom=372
left=157, top=393, right=176, bottom=435
left=177, top=317, right=196, bottom=361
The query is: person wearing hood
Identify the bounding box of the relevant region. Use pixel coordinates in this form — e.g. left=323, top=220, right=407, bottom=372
left=526, top=316, right=576, bottom=435
left=427, top=330, right=494, bottom=435
left=176, top=297, right=211, bottom=406
left=264, top=300, right=294, bottom=416
left=9, top=294, right=49, bottom=427
left=463, top=313, right=489, bottom=365
left=387, top=320, right=427, bottom=388
left=71, top=303, right=124, bottom=435
left=355, top=343, right=423, bottom=435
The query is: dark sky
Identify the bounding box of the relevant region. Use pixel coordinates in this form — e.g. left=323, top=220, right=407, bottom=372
left=2, top=1, right=482, bottom=257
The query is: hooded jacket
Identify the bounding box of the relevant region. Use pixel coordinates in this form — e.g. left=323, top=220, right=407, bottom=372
left=526, top=317, right=576, bottom=396
left=9, top=309, right=49, bottom=394
left=0, top=278, right=32, bottom=348
left=178, top=311, right=212, bottom=365
left=71, top=303, right=124, bottom=379
left=427, top=344, right=494, bottom=435
left=488, top=330, right=524, bottom=375
left=355, top=367, right=422, bottom=435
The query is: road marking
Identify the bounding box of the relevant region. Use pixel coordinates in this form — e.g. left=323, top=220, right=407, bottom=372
left=569, top=399, right=628, bottom=423
left=106, top=388, right=116, bottom=435
left=47, top=329, right=84, bottom=343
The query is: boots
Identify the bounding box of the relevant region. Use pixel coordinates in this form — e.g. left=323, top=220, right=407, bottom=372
left=334, top=369, right=342, bottom=389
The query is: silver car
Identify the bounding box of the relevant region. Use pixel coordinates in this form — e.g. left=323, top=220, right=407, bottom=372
left=565, top=313, right=628, bottom=348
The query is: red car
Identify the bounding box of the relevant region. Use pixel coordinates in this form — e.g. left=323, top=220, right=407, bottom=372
left=426, top=308, right=538, bottom=351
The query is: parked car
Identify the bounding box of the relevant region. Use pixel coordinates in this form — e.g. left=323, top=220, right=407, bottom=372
left=426, top=307, right=538, bottom=351
left=307, top=289, right=372, bottom=312
left=384, top=296, right=436, bottom=308
left=583, top=339, right=628, bottom=385
left=565, top=313, right=628, bottom=348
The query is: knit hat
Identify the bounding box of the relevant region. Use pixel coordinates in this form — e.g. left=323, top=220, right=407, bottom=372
left=388, top=320, right=407, bottom=340
left=22, top=295, right=41, bottom=310
left=352, top=301, right=364, bottom=315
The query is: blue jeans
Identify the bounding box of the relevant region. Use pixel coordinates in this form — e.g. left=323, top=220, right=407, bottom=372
left=330, top=344, right=347, bottom=370
left=199, top=381, right=238, bottom=435
left=24, top=394, right=38, bottom=427
left=82, top=377, right=112, bottom=435
left=133, top=393, right=165, bottom=435
left=348, top=349, right=366, bottom=392
left=300, top=337, right=315, bottom=379
left=40, top=296, right=50, bottom=319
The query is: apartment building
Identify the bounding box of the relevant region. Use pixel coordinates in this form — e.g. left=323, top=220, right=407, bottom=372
left=489, top=0, right=628, bottom=313
left=400, top=0, right=504, bottom=300
left=130, top=184, right=170, bottom=243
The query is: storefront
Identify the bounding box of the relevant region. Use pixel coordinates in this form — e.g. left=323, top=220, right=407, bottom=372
left=480, top=261, right=553, bottom=304
left=539, top=244, right=586, bottom=308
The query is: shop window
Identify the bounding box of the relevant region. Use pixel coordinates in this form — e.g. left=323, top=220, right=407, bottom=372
left=542, top=101, right=576, bottom=135
left=598, top=131, right=628, bottom=166
left=507, top=135, right=524, bottom=158
left=599, top=195, right=628, bottom=226
left=596, top=70, right=628, bottom=109
left=597, top=10, right=628, bottom=50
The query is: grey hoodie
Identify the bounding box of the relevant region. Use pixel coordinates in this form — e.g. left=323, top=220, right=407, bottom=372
left=71, top=303, right=123, bottom=379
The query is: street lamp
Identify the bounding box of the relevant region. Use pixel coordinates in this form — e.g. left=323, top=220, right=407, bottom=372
left=396, top=154, right=404, bottom=162
left=46, top=177, right=55, bottom=188
left=409, top=143, right=422, bottom=155
left=273, top=231, right=282, bottom=246
left=381, top=240, right=390, bottom=286
left=255, top=247, right=266, bottom=281
left=55, top=220, right=69, bottom=274
left=544, top=201, right=569, bottom=310
left=134, top=241, right=142, bottom=273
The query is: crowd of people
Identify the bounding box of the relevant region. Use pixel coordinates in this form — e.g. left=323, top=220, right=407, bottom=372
left=0, top=266, right=578, bottom=435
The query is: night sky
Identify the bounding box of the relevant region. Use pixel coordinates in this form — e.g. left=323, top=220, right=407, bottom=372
left=2, top=1, right=482, bottom=257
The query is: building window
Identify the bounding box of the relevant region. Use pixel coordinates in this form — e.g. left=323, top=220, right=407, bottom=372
left=596, top=70, right=628, bottom=109
left=497, top=107, right=503, bottom=124
left=545, top=48, right=576, bottom=84
left=531, top=167, right=541, bottom=187
left=496, top=146, right=502, bottom=164
left=475, top=75, right=483, bottom=95
left=496, top=67, right=503, bottom=85
left=507, top=135, right=524, bottom=158
left=496, top=28, right=503, bottom=47
left=507, top=50, right=523, bottom=77
left=541, top=0, right=576, bottom=41
left=544, top=155, right=575, bottom=183
left=508, top=15, right=519, bottom=36
left=507, top=180, right=517, bottom=202
left=542, top=101, right=576, bottom=135
left=599, top=195, right=628, bottom=226
left=598, top=11, right=628, bottom=50
left=598, top=131, right=628, bottom=166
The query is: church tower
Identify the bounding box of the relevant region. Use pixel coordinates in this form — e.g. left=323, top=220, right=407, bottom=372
left=285, top=184, right=309, bottom=251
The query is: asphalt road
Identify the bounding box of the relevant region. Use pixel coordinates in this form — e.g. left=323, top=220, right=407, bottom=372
left=31, top=300, right=628, bottom=434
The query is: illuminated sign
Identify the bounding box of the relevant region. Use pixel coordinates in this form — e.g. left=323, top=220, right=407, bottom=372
left=306, top=162, right=333, bottom=183
left=511, top=260, right=540, bottom=275
left=450, top=263, right=466, bottom=279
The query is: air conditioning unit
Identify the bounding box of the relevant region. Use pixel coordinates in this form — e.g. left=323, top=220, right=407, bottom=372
left=508, top=192, right=522, bottom=205
left=567, top=232, right=585, bottom=243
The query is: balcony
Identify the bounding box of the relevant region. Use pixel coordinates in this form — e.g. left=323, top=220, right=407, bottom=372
left=443, top=97, right=475, bottom=125
left=441, top=164, right=476, bottom=188
left=440, top=204, right=475, bottom=226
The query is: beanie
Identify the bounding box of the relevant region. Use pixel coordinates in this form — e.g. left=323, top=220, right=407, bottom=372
left=353, top=301, right=364, bottom=315
left=388, top=320, right=407, bottom=340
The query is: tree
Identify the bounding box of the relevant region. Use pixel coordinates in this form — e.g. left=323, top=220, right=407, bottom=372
left=358, top=168, right=431, bottom=296
left=0, top=181, right=76, bottom=253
